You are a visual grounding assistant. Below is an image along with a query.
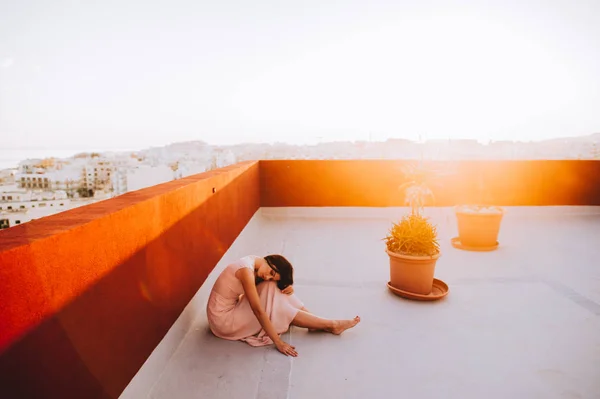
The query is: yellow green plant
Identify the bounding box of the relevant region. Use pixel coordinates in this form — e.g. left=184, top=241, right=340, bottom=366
left=385, top=213, right=440, bottom=257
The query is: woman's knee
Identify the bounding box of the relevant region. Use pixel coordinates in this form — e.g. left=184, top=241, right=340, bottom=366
left=288, top=294, right=304, bottom=308
left=256, top=280, right=278, bottom=293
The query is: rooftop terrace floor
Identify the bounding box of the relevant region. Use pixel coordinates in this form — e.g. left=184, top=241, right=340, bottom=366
left=123, top=206, right=600, bottom=399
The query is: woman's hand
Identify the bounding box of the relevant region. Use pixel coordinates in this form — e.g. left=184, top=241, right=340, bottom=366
left=275, top=340, right=298, bottom=357
left=281, top=285, right=294, bottom=295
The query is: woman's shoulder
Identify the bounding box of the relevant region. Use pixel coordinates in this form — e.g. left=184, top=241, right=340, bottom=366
left=233, top=255, right=260, bottom=270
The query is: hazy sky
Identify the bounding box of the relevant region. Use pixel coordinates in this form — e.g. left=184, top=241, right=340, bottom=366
left=1, top=0, right=599, bottom=151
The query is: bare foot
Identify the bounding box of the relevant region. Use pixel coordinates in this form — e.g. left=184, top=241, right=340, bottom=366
left=329, top=316, right=361, bottom=335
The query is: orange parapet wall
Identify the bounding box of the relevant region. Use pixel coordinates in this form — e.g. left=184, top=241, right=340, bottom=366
left=0, top=161, right=259, bottom=398
left=260, top=160, right=600, bottom=207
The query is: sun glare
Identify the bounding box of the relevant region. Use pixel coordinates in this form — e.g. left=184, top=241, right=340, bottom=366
left=233, top=14, right=579, bottom=144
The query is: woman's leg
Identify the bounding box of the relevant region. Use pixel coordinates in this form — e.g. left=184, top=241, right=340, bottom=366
left=291, top=310, right=360, bottom=335
left=300, top=307, right=318, bottom=332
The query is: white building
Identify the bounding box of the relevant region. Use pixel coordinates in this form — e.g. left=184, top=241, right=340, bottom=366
left=16, top=167, right=82, bottom=193
left=0, top=192, right=71, bottom=229
left=213, top=149, right=237, bottom=169
left=15, top=157, right=83, bottom=194
left=111, top=168, right=129, bottom=196
left=16, top=173, right=52, bottom=190
left=125, top=165, right=175, bottom=193
left=1, top=189, right=68, bottom=207
left=49, top=168, right=84, bottom=194
left=108, top=156, right=157, bottom=195
left=82, top=159, right=115, bottom=192
left=0, top=179, right=102, bottom=229
left=18, top=159, right=44, bottom=174
left=175, top=161, right=209, bottom=179
left=0, top=169, right=16, bottom=184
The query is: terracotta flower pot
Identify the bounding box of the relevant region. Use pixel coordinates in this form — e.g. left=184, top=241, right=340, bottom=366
left=386, top=249, right=440, bottom=295
left=455, top=205, right=504, bottom=247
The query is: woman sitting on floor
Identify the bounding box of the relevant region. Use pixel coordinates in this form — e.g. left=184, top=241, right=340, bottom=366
left=206, top=254, right=360, bottom=357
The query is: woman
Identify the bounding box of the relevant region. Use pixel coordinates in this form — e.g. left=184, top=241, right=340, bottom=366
left=206, top=254, right=360, bottom=357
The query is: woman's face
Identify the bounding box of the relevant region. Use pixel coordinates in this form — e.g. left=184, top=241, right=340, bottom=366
left=257, top=259, right=280, bottom=282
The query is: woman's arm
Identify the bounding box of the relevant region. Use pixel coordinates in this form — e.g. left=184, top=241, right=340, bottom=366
left=235, top=268, right=298, bottom=357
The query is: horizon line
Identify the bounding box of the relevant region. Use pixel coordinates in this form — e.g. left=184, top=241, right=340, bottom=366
left=3, top=132, right=600, bottom=153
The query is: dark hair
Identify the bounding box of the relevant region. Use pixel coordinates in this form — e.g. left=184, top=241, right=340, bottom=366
left=264, top=254, right=294, bottom=290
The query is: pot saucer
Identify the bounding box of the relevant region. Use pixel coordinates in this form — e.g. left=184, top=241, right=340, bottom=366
left=387, top=279, right=449, bottom=301
left=451, top=237, right=499, bottom=252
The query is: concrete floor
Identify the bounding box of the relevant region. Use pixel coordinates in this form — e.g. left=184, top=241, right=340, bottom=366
left=122, top=207, right=600, bottom=399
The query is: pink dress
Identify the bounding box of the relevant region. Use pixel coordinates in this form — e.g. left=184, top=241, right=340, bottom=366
left=206, top=255, right=304, bottom=346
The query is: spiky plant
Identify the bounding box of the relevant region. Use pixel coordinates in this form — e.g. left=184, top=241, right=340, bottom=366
left=385, top=213, right=440, bottom=257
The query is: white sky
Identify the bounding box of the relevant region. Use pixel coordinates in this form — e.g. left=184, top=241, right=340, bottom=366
left=1, top=0, right=599, bottom=151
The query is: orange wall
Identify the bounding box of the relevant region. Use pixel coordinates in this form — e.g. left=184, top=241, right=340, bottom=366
left=260, top=160, right=600, bottom=206
left=0, top=162, right=260, bottom=398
